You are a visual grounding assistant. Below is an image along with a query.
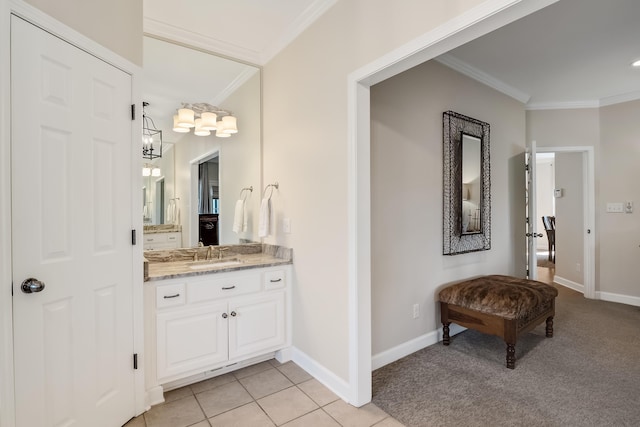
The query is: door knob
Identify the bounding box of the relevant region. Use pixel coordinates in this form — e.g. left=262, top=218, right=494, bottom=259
left=525, top=233, right=543, bottom=238
left=21, top=278, right=45, bottom=294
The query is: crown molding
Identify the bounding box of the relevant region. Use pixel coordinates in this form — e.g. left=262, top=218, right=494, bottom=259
left=143, top=17, right=262, bottom=66
left=599, top=90, right=640, bottom=107
left=435, top=53, right=531, bottom=104
left=260, top=0, right=338, bottom=64
left=525, top=100, right=600, bottom=110
left=211, top=67, right=259, bottom=106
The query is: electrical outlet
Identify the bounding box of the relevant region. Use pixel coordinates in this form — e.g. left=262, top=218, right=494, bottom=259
left=576, top=263, right=581, bottom=272
left=412, top=304, right=420, bottom=319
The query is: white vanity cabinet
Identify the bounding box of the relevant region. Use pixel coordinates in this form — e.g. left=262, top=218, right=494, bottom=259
left=144, top=265, right=291, bottom=400
left=143, top=231, right=182, bottom=250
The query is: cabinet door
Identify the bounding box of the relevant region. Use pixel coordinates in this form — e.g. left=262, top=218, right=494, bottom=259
left=229, top=291, right=286, bottom=360
left=157, top=302, right=228, bottom=381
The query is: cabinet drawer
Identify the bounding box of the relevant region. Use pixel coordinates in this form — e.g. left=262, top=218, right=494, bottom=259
left=167, top=234, right=179, bottom=243
left=264, top=269, right=286, bottom=290
left=187, top=274, right=261, bottom=303
left=156, top=283, right=186, bottom=309
left=145, top=234, right=166, bottom=243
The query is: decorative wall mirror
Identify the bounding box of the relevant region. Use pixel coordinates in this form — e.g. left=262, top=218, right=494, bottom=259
left=443, top=111, right=491, bottom=255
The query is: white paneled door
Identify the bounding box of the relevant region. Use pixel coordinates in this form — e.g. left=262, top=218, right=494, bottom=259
left=11, top=16, right=135, bottom=427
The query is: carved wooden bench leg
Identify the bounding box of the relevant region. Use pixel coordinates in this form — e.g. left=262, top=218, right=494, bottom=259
left=546, top=316, right=554, bottom=338
left=506, top=343, right=516, bottom=369
left=442, top=322, right=451, bottom=346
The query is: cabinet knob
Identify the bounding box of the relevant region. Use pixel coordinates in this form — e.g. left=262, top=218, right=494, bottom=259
left=230, top=311, right=237, bottom=317
left=222, top=313, right=228, bottom=319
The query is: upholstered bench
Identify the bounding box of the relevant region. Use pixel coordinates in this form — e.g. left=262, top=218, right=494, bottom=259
left=439, top=275, right=558, bottom=369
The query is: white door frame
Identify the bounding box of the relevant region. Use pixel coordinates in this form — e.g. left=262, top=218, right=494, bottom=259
left=536, top=146, right=596, bottom=298
left=0, top=1, right=144, bottom=425
left=346, top=0, right=559, bottom=406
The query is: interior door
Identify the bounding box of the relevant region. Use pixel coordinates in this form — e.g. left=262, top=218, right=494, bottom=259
left=526, top=140, right=541, bottom=279
left=11, top=16, right=134, bottom=427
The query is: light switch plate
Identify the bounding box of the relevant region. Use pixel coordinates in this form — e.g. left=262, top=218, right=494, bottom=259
left=606, top=202, right=624, bottom=213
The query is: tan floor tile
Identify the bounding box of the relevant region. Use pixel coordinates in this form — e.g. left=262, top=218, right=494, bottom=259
left=190, top=373, right=237, bottom=394
left=323, top=400, right=388, bottom=427
left=238, top=368, right=293, bottom=399
left=257, top=386, right=319, bottom=425
left=281, top=409, right=341, bottom=426
left=190, top=421, right=211, bottom=427
left=196, top=381, right=254, bottom=418
left=208, top=402, right=275, bottom=427
left=163, top=385, right=194, bottom=403
left=144, top=396, right=206, bottom=427
left=233, top=361, right=274, bottom=379
left=123, top=414, right=146, bottom=426
left=373, top=417, right=406, bottom=427
left=275, top=362, right=313, bottom=384
left=297, top=379, right=340, bottom=406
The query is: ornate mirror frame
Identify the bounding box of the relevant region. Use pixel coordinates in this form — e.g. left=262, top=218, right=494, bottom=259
left=443, top=111, right=491, bottom=255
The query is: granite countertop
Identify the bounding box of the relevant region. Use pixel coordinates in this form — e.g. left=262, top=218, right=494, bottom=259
left=144, top=243, right=292, bottom=282
left=143, top=224, right=182, bottom=234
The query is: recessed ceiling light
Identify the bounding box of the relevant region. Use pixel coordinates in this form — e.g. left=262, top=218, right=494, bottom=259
left=633, top=59, right=640, bottom=67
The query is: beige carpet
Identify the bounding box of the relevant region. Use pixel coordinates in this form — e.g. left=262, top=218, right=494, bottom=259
left=537, top=251, right=555, bottom=269
left=372, top=285, right=640, bottom=426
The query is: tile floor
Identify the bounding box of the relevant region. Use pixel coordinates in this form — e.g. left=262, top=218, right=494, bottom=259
left=124, top=359, right=404, bottom=427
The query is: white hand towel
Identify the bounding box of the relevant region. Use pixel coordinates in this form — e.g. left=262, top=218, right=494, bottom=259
left=258, top=198, right=271, bottom=238
left=232, top=199, right=245, bottom=233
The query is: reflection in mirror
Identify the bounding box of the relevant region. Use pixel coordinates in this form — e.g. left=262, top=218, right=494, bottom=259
left=142, top=36, right=261, bottom=248
left=461, top=134, right=481, bottom=234
left=443, top=111, right=490, bottom=255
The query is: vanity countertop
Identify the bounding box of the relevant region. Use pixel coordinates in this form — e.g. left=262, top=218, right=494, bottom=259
left=144, top=243, right=292, bottom=282
left=143, top=224, right=182, bottom=234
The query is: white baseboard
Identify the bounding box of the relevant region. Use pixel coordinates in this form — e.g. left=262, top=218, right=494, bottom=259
left=371, top=323, right=466, bottom=371
left=596, top=291, right=640, bottom=307
left=291, top=347, right=351, bottom=403
left=553, top=275, right=584, bottom=294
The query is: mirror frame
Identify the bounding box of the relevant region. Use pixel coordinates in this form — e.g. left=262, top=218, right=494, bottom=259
left=443, top=110, right=491, bottom=255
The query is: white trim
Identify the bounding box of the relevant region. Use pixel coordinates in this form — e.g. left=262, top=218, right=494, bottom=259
left=599, top=90, right=640, bottom=107
left=143, top=0, right=337, bottom=66
left=371, top=324, right=466, bottom=371
left=436, top=53, right=531, bottom=103
left=553, top=275, right=585, bottom=294
left=347, top=0, right=559, bottom=407
left=0, top=1, right=145, bottom=423
left=537, top=146, right=596, bottom=299
left=596, top=291, right=640, bottom=307
left=291, top=346, right=351, bottom=403
left=211, top=67, right=260, bottom=107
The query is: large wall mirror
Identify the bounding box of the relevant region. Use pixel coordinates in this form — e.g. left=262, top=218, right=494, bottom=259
left=443, top=111, right=490, bottom=255
left=142, top=35, right=261, bottom=247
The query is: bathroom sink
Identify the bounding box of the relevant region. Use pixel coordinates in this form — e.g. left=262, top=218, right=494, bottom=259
left=188, top=258, right=244, bottom=270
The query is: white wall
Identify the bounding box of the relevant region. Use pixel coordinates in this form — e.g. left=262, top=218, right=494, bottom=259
left=25, top=0, right=142, bottom=65
left=262, top=0, right=486, bottom=384
left=370, top=60, right=526, bottom=355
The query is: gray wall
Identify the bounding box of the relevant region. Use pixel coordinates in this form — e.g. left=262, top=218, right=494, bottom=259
left=554, top=152, right=584, bottom=285
left=370, top=60, right=526, bottom=356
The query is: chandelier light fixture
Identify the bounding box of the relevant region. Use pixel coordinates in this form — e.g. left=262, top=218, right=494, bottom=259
left=172, top=103, right=238, bottom=138
left=142, top=102, right=163, bottom=159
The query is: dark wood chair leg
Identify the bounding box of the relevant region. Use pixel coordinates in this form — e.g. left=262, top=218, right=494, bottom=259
left=506, top=343, right=516, bottom=369
left=546, top=316, right=554, bottom=337
left=442, top=322, right=451, bottom=346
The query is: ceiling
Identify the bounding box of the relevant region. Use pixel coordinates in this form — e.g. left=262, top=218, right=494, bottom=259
left=142, top=0, right=640, bottom=127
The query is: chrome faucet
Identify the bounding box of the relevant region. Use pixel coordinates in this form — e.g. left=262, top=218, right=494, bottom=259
left=218, top=247, right=229, bottom=260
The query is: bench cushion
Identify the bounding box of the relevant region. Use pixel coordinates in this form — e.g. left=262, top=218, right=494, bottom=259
left=438, top=275, right=558, bottom=320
